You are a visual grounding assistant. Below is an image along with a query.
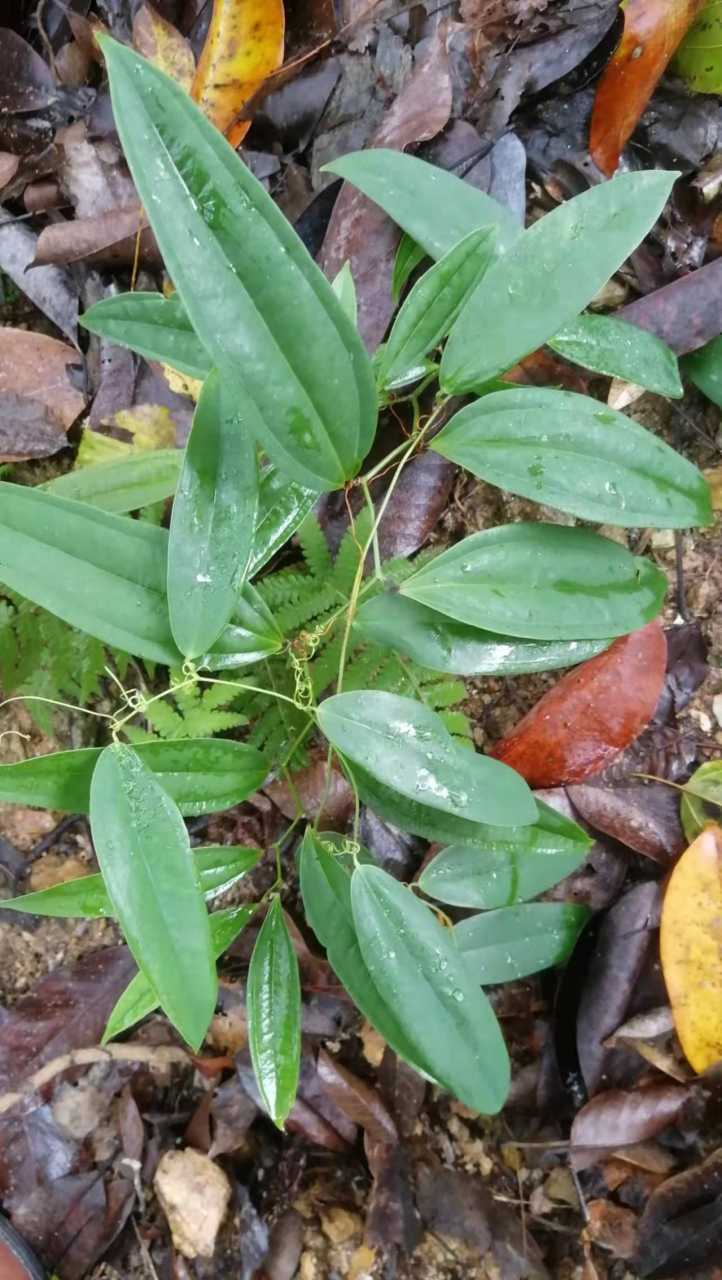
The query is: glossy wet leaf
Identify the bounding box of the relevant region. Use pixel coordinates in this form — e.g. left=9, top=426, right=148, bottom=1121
left=432, top=388, right=709, bottom=527
left=104, top=904, right=254, bottom=1041
left=318, top=691, right=536, bottom=828
left=0, top=739, right=269, bottom=815
left=549, top=314, right=684, bottom=397
left=590, top=0, right=703, bottom=175
left=249, top=465, right=317, bottom=576
left=392, top=233, right=427, bottom=303
left=455, top=902, right=591, bottom=984
left=347, top=757, right=585, bottom=851
left=325, top=150, right=522, bottom=259
left=299, top=828, right=429, bottom=1076
left=351, top=864, right=510, bottom=1113
left=680, top=761, right=722, bottom=841
left=682, top=335, right=722, bottom=407
left=378, top=228, right=496, bottom=390
left=101, top=37, right=375, bottom=490
left=81, top=292, right=212, bottom=380
left=0, top=484, right=282, bottom=667
left=400, top=522, right=667, bottom=641
left=331, top=262, right=357, bottom=327
left=90, top=744, right=216, bottom=1050
left=492, top=622, right=667, bottom=786
left=661, top=825, right=722, bottom=1071
left=168, top=368, right=258, bottom=657
left=191, top=0, right=284, bottom=148
left=419, top=826, right=591, bottom=909
left=43, top=450, right=183, bottom=512
left=247, top=897, right=301, bottom=1128
left=2, top=845, right=261, bottom=917
left=355, top=594, right=610, bottom=676
left=673, top=0, right=722, bottom=92
left=440, top=170, right=676, bottom=392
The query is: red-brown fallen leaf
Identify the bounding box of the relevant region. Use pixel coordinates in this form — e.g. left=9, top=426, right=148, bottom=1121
left=584, top=1199, right=638, bottom=1260
left=570, top=1083, right=690, bottom=1171
left=491, top=622, right=667, bottom=787
left=590, top=0, right=704, bottom=176
left=316, top=1049, right=397, bottom=1144
left=322, top=18, right=454, bottom=352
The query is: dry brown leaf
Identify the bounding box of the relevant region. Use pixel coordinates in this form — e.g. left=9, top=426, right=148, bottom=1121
left=0, top=328, right=84, bottom=461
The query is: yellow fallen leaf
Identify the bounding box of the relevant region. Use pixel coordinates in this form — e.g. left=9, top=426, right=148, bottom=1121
left=661, top=824, right=722, bottom=1072
left=162, top=362, right=203, bottom=403
left=704, top=465, right=722, bottom=510
left=192, top=0, right=285, bottom=148
left=75, top=427, right=130, bottom=468
left=132, top=0, right=195, bottom=91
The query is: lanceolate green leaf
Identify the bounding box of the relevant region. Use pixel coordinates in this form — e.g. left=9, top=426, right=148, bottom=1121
left=249, top=466, right=317, bottom=576
left=318, top=691, right=536, bottom=828
left=548, top=314, right=683, bottom=397
left=90, top=744, right=216, bottom=1049
left=247, top=897, right=301, bottom=1128
left=355, top=594, right=611, bottom=676
left=299, top=829, right=430, bottom=1076
left=80, top=292, right=212, bottom=379
left=325, top=150, right=522, bottom=258
left=104, top=904, right=254, bottom=1042
left=455, top=903, right=590, bottom=984
left=43, top=450, right=183, bottom=513
left=100, top=37, right=376, bottom=490
left=345, top=758, right=584, bottom=851
left=419, top=837, right=589, bottom=909
left=0, top=739, right=269, bottom=815
left=440, top=170, right=676, bottom=393
left=431, top=389, right=711, bottom=528
left=683, top=335, right=722, bottom=408
left=1, top=845, right=262, bottom=918
left=0, top=485, right=282, bottom=667
left=168, top=369, right=259, bottom=658
left=378, top=228, right=496, bottom=389
left=392, top=233, right=427, bottom=303
left=351, top=864, right=510, bottom=1113
left=331, top=262, right=357, bottom=326
left=401, top=523, right=667, bottom=641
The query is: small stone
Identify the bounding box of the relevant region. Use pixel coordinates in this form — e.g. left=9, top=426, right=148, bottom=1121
left=154, top=1148, right=231, bottom=1259
left=651, top=530, right=676, bottom=549
left=320, top=1207, right=363, bottom=1245
left=544, top=1166, right=579, bottom=1207
left=712, top=693, right=722, bottom=729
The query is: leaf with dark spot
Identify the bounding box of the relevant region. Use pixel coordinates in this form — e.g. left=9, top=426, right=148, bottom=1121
left=571, top=1084, right=690, bottom=1170
left=492, top=623, right=667, bottom=787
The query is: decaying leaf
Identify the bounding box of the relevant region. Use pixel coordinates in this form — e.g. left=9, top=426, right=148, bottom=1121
left=674, top=0, right=722, bottom=92
left=154, top=1148, right=232, bottom=1259
left=571, top=1084, right=689, bottom=1170
left=618, top=256, right=722, bottom=355
left=661, top=824, right=722, bottom=1073
left=492, top=623, right=667, bottom=787
left=0, top=328, right=84, bottom=462
left=590, top=0, right=704, bottom=176
left=191, top=0, right=285, bottom=148
left=133, top=1, right=195, bottom=91
left=316, top=1049, right=397, bottom=1144
left=636, top=1146, right=722, bottom=1277
left=322, top=18, right=454, bottom=352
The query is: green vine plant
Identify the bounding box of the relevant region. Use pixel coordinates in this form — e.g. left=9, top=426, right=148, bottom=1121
left=0, top=36, right=712, bottom=1124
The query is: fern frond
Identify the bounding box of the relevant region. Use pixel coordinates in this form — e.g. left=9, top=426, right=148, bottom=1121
left=297, top=512, right=333, bottom=579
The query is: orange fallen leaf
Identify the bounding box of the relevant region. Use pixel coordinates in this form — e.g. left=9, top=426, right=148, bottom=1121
left=661, top=824, right=722, bottom=1072
left=132, top=0, right=195, bottom=91
left=590, top=0, right=704, bottom=176
left=192, top=0, right=285, bottom=149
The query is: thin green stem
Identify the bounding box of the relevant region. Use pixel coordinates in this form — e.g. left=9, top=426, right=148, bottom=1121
left=196, top=675, right=311, bottom=713
left=361, top=480, right=383, bottom=580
